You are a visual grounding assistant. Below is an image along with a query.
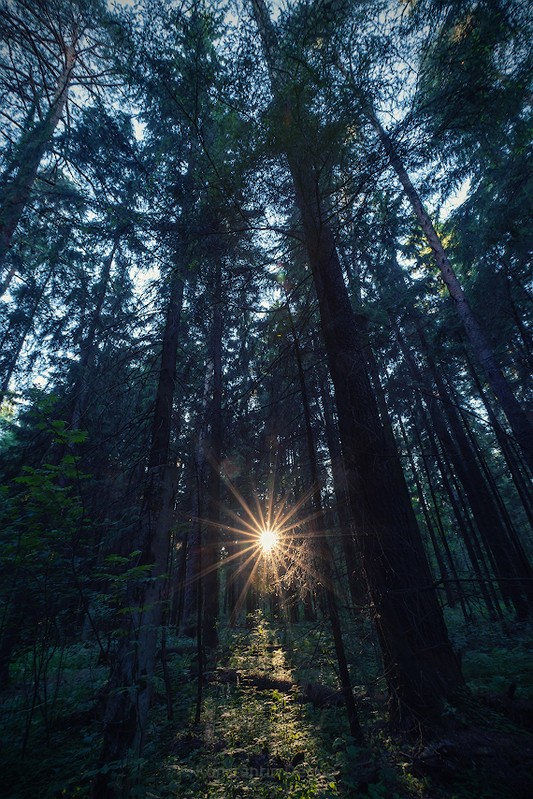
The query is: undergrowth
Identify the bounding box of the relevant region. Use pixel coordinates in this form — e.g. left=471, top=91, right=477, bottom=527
left=0, top=611, right=532, bottom=798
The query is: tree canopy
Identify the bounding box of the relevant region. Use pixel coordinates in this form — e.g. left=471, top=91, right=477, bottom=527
left=0, top=1, right=532, bottom=797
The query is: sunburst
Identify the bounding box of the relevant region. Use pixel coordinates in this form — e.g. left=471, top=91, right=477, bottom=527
left=216, top=467, right=334, bottom=617
left=259, top=528, right=278, bottom=553
left=182, top=458, right=338, bottom=621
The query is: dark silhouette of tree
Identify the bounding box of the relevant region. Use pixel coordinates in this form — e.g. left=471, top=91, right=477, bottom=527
left=250, top=0, right=465, bottom=731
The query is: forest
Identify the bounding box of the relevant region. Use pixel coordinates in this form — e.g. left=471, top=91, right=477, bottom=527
left=0, top=0, right=532, bottom=796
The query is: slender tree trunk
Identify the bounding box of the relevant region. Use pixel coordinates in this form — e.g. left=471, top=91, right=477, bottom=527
left=251, top=0, right=464, bottom=731
left=318, top=373, right=362, bottom=608
left=423, top=336, right=532, bottom=616
left=343, top=79, right=533, bottom=471
left=466, top=357, right=533, bottom=529
left=203, top=262, right=223, bottom=650
left=0, top=587, right=27, bottom=689
left=397, top=416, right=456, bottom=608
left=71, top=230, right=124, bottom=429
left=0, top=44, right=77, bottom=288
left=412, top=418, right=472, bottom=622
left=181, top=492, right=200, bottom=637
left=0, top=223, right=70, bottom=397
left=397, top=326, right=530, bottom=618
left=422, top=406, right=503, bottom=619
left=452, top=378, right=529, bottom=541
left=0, top=267, right=53, bottom=397
left=194, top=465, right=204, bottom=724
left=452, top=380, right=533, bottom=579
left=181, top=334, right=220, bottom=643
left=148, top=266, right=185, bottom=470
left=171, top=529, right=188, bottom=629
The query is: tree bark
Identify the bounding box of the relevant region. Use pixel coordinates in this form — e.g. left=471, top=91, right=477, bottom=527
left=251, top=0, right=464, bottom=731
left=0, top=43, right=77, bottom=290
left=202, top=261, right=223, bottom=650
left=346, top=82, right=533, bottom=472
left=93, top=257, right=183, bottom=798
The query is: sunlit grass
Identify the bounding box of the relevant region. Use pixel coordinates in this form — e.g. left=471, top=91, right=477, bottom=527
left=150, top=618, right=341, bottom=798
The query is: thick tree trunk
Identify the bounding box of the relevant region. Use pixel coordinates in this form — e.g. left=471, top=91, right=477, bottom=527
left=251, top=0, right=464, bottom=731
left=92, top=465, right=177, bottom=798
left=93, top=260, right=183, bottom=797
left=288, top=299, right=362, bottom=741
left=0, top=44, right=77, bottom=289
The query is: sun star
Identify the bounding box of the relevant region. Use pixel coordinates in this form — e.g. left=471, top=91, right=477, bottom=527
left=259, top=528, right=278, bottom=553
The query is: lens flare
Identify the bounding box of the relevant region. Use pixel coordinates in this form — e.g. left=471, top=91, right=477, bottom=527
left=194, top=462, right=330, bottom=620
left=259, top=528, right=278, bottom=553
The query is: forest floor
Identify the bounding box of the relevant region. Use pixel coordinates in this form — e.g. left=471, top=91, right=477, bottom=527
left=1, top=611, right=533, bottom=798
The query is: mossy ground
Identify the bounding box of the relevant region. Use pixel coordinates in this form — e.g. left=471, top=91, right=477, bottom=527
left=1, top=611, right=532, bottom=798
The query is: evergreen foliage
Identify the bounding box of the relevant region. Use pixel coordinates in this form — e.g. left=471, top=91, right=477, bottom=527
left=0, top=1, right=531, bottom=796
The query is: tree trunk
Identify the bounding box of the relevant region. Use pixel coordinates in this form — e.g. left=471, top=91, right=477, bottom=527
left=71, top=230, right=124, bottom=430
left=181, top=491, right=200, bottom=638
left=0, top=222, right=71, bottom=397
left=288, top=298, right=362, bottom=741
left=411, top=417, right=473, bottom=622
left=181, top=328, right=221, bottom=645
left=346, top=81, right=533, bottom=471
left=397, top=416, right=456, bottom=609
left=251, top=0, right=464, bottom=731
left=93, top=258, right=183, bottom=798
left=0, top=44, right=77, bottom=289
left=466, top=357, right=533, bottom=529
left=397, top=326, right=531, bottom=618
left=148, top=266, right=185, bottom=470
left=92, top=465, right=177, bottom=798
left=318, top=373, right=362, bottom=608
left=0, top=266, right=53, bottom=398
left=202, top=261, right=223, bottom=650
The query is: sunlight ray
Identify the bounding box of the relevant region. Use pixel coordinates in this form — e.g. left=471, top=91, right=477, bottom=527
left=226, top=546, right=262, bottom=584
left=195, top=459, right=346, bottom=615
left=175, top=542, right=258, bottom=590
left=230, top=557, right=263, bottom=620
left=221, top=475, right=264, bottom=530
